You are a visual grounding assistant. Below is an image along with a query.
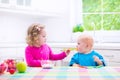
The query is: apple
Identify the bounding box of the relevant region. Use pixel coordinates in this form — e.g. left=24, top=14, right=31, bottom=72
left=16, top=62, right=27, bottom=73
left=0, top=63, right=7, bottom=74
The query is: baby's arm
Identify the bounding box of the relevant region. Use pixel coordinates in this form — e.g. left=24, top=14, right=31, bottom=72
left=69, top=53, right=80, bottom=67
left=72, top=63, right=80, bottom=67
left=72, top=63, right=87, bottom=68
left=93, top=56, right=103, bottom=66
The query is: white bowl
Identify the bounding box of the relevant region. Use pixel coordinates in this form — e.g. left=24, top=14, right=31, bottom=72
left=41, top=60, right=54, bottom=69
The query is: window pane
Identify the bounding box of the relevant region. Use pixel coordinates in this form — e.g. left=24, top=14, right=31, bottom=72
left=83, top=14, right=101, bottom=31
left=83, top=0, right=101, bottom=12
left=17, top=0, right=24, bottom=5
left=25, top=0, right=31, bottom=6
left=1, top=0, right=9, bottom=4
left=103, top=0, right=120, bottom=12
left=103, top=14, right=120, bottom=30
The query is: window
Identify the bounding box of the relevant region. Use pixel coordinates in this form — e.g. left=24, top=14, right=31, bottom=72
left=0, top=0, right=31, bottom=7
left=72, top=0, right=120, bottom=43
left=0, top=0, right=9, bottom=6
left=16, top=0, right=31, bottom=6
left=0, top=0, right=9, bottom=4
left=83, top=0, right=120, bottom=31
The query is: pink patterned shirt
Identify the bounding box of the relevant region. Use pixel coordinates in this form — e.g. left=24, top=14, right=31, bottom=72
left=25, top=44, right=66, bottom=67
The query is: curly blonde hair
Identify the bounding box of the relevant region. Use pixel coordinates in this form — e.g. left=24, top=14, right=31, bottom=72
left=26, top=23, right=45, bottom=46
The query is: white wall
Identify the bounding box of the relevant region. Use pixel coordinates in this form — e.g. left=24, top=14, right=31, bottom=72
left=0, top=0, right=72, bottom=44
left=0, top=12, right=46, bottom=43
left=45, top=17, right=71, bottom=43
left=0, top=0, right=72, bottom=64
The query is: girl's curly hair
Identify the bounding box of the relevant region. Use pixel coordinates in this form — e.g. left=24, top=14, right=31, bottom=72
left=26, top=23, right=45, bottom=46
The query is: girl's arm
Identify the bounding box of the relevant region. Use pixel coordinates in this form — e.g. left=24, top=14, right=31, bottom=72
left=47, top=45, right=67, bottom=60
left=49, top=51, right=67, bottom=60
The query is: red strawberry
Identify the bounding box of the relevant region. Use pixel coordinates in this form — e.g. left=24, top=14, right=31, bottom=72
left=9, top=69, right=15, bottom=74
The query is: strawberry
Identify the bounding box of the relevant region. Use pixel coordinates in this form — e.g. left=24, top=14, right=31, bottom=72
left=9, top=69, right=15, bottom=74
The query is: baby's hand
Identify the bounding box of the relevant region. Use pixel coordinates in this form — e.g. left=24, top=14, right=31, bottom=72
left=73, top=64, right=87, bottom=68
left=73, top=63, right=80, bottom=67
left=93, top=55, right=103, bottom=65
left=93, top=56, right=100, bottom=62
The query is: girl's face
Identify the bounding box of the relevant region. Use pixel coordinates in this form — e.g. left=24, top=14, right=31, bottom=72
left=77, top=39, right=88, bottom=53
left=36, top=30, right=47, bottom=46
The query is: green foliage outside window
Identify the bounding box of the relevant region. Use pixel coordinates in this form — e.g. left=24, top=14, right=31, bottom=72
left=82, top=0, right=120, bottom=31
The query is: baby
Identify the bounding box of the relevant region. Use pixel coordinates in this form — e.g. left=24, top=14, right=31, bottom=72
left=69, top=34, right=106, bottom=67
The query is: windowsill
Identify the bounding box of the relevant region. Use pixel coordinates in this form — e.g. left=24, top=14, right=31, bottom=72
left=48, top=43, right=120, bottom=50
left=0, top=42, right=120, bottom=50
left=72, top=31, right=120, bottom=43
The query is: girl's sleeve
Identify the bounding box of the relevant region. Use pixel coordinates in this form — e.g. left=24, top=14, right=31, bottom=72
left=48, top=46, right=67, bottom=60
left=25, top=47, right=41, bottom=67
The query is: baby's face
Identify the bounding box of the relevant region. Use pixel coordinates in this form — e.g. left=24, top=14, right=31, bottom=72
left=77, top=40, right=88, bottom=53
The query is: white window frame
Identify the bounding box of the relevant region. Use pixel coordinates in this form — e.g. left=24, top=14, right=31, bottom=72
left=70, top=0, right=120, bottom=43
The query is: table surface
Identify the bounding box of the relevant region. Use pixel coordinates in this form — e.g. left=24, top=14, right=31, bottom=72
left=0, top=66, right=120, bottom=80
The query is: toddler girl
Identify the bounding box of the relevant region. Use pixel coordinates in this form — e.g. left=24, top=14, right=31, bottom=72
left=25, top=23, right=70, bottom=67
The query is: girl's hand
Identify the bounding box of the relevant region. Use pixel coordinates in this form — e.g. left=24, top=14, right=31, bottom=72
left=93, top=56, right=103, bottom=65
left=65, top=49, right=71, bottom=56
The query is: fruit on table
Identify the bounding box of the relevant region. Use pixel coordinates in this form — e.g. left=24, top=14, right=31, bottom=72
left=0, top=63, right=7, bottom=74
left=7, top=63, right=16, bottom=72
left=9, top=68, right=15, bottom=74
left=5, top=59, right=16, bottom=64
left=5, top=59, right=16, bottom=72
left=16, top=62, right=27, bottom=73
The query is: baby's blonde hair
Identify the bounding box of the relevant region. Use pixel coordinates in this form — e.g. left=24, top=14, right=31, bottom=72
left=78, top=34, right=94, bottom=50
left=26, top=23, right=45, bottom=46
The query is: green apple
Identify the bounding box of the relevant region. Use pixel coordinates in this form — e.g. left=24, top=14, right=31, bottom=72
left=16, top=62, right=27, bottom=73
